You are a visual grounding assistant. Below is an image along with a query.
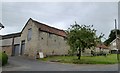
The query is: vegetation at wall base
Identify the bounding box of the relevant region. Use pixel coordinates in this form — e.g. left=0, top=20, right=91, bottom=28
left=39, top=54, right=118, bottom=64
left=0, top=52, right=8, bottom=66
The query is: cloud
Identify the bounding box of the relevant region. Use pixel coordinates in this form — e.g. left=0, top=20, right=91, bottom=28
left=119, top=2, right=120, bottom=29
left=0, top=2, right=118, bottom=41
left=2, top=0, right=119, bottom=2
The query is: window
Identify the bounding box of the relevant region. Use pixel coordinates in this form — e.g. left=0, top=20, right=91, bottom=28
left=64, top=37, right=67, bottom=41
left=48, top=33, right=52, bottom=38
left=41, top=37, right=43, bottom=40
left=113, top=42, right=116, bottom=46
left=27, top=28, right=32, bottom=41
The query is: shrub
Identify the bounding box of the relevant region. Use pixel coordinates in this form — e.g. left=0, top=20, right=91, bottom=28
left=92, top=51, right=108, bottom=56
left=2, top=52, right=8, bottom=66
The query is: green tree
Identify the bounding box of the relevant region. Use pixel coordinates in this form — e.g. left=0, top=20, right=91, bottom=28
left=66, top=22, right=102, bottom=59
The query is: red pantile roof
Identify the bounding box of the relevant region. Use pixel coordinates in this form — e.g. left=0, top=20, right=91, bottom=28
left=3, top=18, right=67, bottom=39
left=96, top=44, right=109, bottom=49
left=32, top=19, right=67, bottom=37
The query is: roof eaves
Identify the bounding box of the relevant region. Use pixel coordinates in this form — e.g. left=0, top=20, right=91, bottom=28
left=2, top=32, right=21, bottom=39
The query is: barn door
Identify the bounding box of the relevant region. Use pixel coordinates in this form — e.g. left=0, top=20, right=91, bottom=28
left=20, top=40, right=25, bottom=55
left=14, top=44, right=20, bottom=56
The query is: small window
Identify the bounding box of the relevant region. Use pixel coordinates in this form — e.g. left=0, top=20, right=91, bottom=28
left=27, top=28, right=32, bottom=41
left=48, top=33, right=52, bottom=38
left=113, top=42, right=116, bottom=46
left=59, top=42, right=60, bottom=45
left=64, top=37, right=67, bottom=41
left=41, top=37, right=43, bottom=40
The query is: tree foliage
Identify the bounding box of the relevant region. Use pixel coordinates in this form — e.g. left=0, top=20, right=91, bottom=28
left=66, top=22, right=103, bottom=59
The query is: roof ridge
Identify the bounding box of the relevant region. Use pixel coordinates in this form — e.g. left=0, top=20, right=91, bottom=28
left=31, top=18, right=65, bottom=32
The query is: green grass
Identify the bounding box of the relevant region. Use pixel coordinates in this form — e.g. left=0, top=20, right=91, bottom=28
left=39, top=54, right=118, bottom=64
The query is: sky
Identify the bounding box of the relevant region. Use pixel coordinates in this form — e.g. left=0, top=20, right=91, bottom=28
left=118, top=2, right=120, bottom=29
left=0, top=1, right=118, bottom=41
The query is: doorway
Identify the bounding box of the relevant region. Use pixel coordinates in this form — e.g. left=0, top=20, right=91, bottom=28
left=20, top=40, right=25, bottom=55
left=13, top=44, right=20, bottom=56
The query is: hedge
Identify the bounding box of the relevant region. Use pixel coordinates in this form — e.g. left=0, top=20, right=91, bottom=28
left=0, top=52, right=8, bottom=66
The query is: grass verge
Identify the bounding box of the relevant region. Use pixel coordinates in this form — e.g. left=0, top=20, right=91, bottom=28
left=39, top=54, right=118, bottom=64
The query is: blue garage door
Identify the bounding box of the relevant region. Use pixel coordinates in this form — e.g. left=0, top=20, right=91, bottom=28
left=14, top=44, right=20, bottom=56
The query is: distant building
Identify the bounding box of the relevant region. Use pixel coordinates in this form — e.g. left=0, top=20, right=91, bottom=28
left=82, top=44, right=109, bottom=56
left=0, top=18, right=69, bottom=59
left=95, top=44, right=109, bottom=53
left=117, top=34, right=120, bottom=53
left=109, top=39, right=118, bottom=54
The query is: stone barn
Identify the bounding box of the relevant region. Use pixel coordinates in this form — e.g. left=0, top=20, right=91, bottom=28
left=0, top=18, right=70, bottom=59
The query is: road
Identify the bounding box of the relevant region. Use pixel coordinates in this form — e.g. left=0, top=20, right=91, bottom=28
left=2, top=56, right=118, bottom=71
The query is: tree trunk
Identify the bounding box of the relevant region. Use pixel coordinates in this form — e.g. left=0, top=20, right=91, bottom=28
left=78, top=48, right=81, bottom=60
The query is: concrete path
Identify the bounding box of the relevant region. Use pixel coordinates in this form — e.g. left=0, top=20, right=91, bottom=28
left=2, top=56, right=118, bottom=71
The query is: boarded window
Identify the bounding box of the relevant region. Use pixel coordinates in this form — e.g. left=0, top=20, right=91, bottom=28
left=48, top=33, right=52, bottom=38
left=27, top=28, right=32, bottom=41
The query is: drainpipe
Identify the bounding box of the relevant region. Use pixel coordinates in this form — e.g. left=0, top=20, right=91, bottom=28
left=11, top=36, right=15, bottom=56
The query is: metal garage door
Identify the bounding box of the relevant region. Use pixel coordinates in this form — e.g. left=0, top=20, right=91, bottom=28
left=20, top=40, right=25, bottom=55
left=14, top=44, right=20, bottom=56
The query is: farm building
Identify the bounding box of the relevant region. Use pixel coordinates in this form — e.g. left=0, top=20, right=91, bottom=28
left=0, top=18, right=69, bottom=59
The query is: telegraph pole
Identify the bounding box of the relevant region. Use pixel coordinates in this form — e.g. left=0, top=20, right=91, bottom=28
left=115, top=19, right=117, bottom=39
left=115, top=19, right=119, bottom=61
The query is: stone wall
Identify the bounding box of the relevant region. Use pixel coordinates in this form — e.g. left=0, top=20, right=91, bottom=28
left=37, top=31, right=69, bottom=56
left=20, top=19, right=39, bottom=59
left=2, top=45, right=12, bottom=56
left=21, top=19, right=70, bottom=59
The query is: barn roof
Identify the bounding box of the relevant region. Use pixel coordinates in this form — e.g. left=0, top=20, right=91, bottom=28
left=1, top=32, right=21, bottom=39
left=2, top=18, right=67, bottom=39
left=96, top=44, right=109, bottom=49
left=32, top=19, right=66, bottom=37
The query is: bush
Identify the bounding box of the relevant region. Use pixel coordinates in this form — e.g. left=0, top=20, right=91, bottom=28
left=2, top=52, right=8, bottom=66
left=91, top=51, right=108, bottom=56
